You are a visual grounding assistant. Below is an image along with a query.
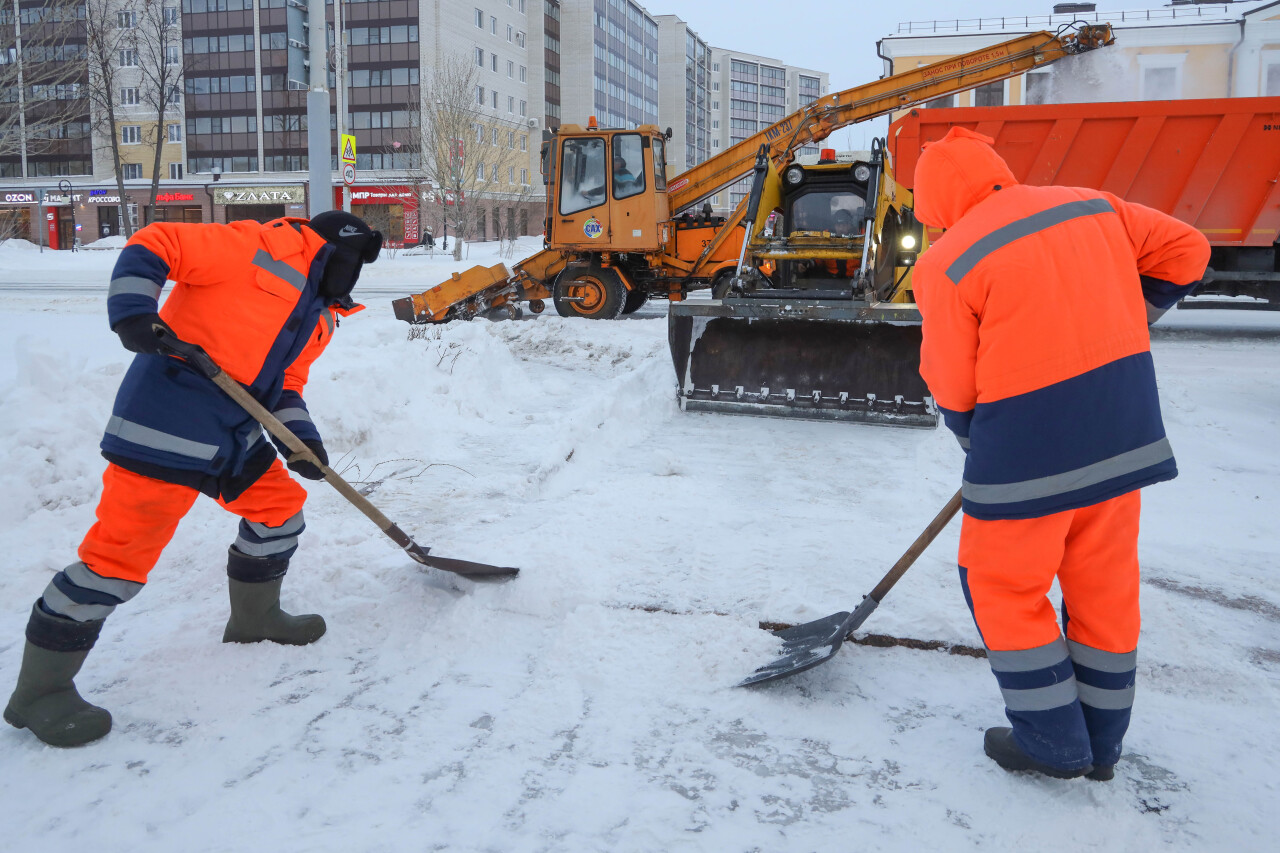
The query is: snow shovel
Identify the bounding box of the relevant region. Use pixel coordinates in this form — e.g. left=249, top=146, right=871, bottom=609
left=738, top=489, right=962, bottom=687
left=156, top=329, right=519, bottom=581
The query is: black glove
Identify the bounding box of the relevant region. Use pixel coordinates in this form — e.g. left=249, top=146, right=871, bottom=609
left=114, top=313, right=177, bottom=355
left=287, top=439, right=328, bottom=481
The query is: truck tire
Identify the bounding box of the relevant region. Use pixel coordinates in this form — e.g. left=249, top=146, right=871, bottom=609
left=621, top=287, right=648, bottom=314
left=553, top=265, right=627, bottom=319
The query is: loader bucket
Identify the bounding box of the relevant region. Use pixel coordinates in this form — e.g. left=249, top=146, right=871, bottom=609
left=669, top=300, right=936, bottom=427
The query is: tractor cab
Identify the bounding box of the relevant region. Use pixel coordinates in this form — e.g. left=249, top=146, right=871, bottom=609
left=541, top=119, right=669, bottom=254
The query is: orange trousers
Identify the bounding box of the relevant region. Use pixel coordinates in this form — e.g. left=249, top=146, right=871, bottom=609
left=78, top=462, right=307, bottom=584
left=959, top=490, right=1142, bottom=654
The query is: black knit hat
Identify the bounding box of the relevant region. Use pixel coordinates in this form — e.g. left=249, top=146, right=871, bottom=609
left=307, top=210, right=383, bottom=263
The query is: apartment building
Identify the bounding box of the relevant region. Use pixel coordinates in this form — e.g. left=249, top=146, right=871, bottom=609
left=707, top=47, right=828, bottom=213
left=556, top=0, right=659, bottom=129
left=877, top=1, right=1280, bottom=114
left=653, top=14, right=710, bottom=172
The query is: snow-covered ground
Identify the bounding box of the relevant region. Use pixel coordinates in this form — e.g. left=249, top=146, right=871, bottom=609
left=0, top=238, right=1277, bottom=851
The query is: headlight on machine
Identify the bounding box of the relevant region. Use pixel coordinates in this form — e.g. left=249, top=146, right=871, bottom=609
left=853, top=164, right=872, bottom=182
left=900, top=234, right=917, bottom=250
left=784, top=165, right=805, bottom=186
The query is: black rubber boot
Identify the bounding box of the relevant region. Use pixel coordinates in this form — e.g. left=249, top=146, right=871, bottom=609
left=4, top=603, right=112, bottom=747
left=983, top=727, right=1092, bottom=780
left=222, top=548, right=326, bottom=646
left=1085, top=764, right=1115, bottom=782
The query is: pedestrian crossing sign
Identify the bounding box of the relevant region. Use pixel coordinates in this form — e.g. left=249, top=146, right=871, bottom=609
left=341, top=134, right=357, bottom=165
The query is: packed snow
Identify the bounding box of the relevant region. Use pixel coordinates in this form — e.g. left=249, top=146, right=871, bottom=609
left=0, top=237, right=1277, bottom=851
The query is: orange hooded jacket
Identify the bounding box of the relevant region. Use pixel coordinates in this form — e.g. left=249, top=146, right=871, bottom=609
left=102, top=218, right=360, bottom=499
left=911, top=128, right=1209, bottom=520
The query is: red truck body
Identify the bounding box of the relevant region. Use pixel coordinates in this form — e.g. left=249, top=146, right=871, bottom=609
left=889, top=97, right=1280, bottom=265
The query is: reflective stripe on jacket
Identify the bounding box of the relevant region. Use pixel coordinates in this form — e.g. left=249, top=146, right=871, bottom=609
left=102, top=218, right=340, bottom=481
left=912, top=129, right=1209, bottom=520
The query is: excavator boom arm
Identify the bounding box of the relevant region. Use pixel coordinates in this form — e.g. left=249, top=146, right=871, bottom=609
left=668, top=25, right=1114, bottom=215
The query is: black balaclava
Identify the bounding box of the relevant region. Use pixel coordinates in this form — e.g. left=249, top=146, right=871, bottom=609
left=306, top=210, right=384, bottom=302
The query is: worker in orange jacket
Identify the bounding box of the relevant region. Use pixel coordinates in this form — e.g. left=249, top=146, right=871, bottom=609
left=911, top=128, right=1209, bottom=781
left=4, top=211, right=382, bottom=747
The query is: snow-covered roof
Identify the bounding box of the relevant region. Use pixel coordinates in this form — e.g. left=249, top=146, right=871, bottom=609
left=892, top=2, right=1279, bottom=36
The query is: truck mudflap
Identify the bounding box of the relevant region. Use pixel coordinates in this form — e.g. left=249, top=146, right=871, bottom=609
left=668, top=296, right=937, bottom=427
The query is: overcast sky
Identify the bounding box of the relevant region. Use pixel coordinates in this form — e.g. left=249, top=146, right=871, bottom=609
left=650, top=0, right=1114, bottom=87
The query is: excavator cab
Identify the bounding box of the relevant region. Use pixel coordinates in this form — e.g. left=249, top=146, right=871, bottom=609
left=669, top=143, right=936, bottom=427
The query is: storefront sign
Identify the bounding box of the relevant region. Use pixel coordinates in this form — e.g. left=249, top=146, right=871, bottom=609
left=155, top=192, right=196, bottom=203
left=42, top=193, right=83, bottom=205
left=349, top=186, right=416, bottom=204
left=217, top=185, right=304, bottom=205
left=2, top=192, right=36, bottom=204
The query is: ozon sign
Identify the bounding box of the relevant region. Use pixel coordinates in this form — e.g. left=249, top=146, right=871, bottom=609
left=3, top=192, right=36, bottom=204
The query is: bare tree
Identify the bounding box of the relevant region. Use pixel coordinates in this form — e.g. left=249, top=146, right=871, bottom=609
left=1, top=0, right=93, bottom=175
left=83, top=0, right=134, bottom=237
left=132, top=0, right=186, bottom=225
left=411, top=52, right=538, bottom=260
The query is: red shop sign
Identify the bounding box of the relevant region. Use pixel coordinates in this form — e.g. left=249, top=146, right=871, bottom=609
left=155, top=192, right=195, bottom=202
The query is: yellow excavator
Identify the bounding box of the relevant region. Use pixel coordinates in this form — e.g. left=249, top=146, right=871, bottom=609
left=393, top=24, right=1115, bottom=425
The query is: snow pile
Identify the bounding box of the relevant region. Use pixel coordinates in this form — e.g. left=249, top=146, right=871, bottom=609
left=0, top=257, right=1276, bottom=851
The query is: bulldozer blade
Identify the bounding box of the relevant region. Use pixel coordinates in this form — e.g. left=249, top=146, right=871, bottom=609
left=670, top=308, right=936, bottom=427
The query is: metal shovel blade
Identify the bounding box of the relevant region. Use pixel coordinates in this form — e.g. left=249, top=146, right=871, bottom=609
left=402, top=540, right=520, bottom=581
left=737, top=611, right=854, bottom=687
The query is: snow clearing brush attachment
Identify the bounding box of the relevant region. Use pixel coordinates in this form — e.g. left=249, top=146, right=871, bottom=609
left=668, top=298, right=936, bottom=427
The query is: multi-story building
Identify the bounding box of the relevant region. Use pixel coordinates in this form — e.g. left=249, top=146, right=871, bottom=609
left=707, top=47, right=828, bottom=213
left=653, top=13, right=710, bottom=172
left=877, top=1, right=1280, bottom=113
left=556, top=0, right=659, bottom=129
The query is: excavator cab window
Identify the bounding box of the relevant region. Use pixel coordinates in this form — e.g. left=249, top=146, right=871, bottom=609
left=652, top=137, right=667, bottom=191
left=612, top=134, right=646, bottom=200
left=559, top=137, right=606, bottom=215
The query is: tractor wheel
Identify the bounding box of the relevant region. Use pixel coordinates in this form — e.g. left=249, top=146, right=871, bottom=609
left=553, top=265, right=627, bottom=319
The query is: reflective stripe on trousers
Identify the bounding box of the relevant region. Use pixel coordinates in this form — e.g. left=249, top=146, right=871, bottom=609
left=233, top=510, right=306, bottom=558
left=40, top=560, right=144, bottom=622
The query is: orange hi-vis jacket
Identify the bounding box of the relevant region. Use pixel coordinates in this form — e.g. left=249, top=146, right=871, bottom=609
left=103, top=218, right=360, bottom=499
left=911, top=128, right=1210, bottom=521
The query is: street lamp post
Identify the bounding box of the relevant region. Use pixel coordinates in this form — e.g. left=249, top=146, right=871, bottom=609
left=58, top=179, right=76, bottom=251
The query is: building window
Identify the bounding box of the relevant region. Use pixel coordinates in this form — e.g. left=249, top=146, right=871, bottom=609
left=1025, top=71, right=1051, bottom=105
left=121, top=125, right=141, bottom=144
left=165, top=45, right=181, bottom=65
left=476, top=85, right=484, bottom=105
left=123, top=163, right=143, bottom=180
left=169, top=162, right=183, bottom=179
left=507, top=95, right=514, bottom=113
left=476, top=47, right=484, bottom=66
left=168, top=123, right=182, bottom=142
left=516, top=31, right=525, bottom=48
left=507, top=24, right=513, bottom=42
left=519, top=99, right=526, bottom=117
left=476, top=8, right=484, bottom=27
left=119, top=49, right=137, bottom=67
left=974, top=81, right=1004, bottom=108
left=493, top=90, right=498, bottom=109
left=519, top=65, right=526, bottom=83
left=163, top=6, right=178, bottom=25
left=1138, top=53, right=1185, bottom=101
left=121, top=87, right=140, bottom=105
left=477, top=162, right=485, bottom=181
left=167, top=86, right=181, bottom=105
left=507, top=60, right=514, bottom=78
left=490, top=15, right=497, bottom=34
left=118, top=10, right=136, bottom=28
left=492, top=54, right=498, bottom=72
left=1263, top=53, right=1280, bottom=97
left=924, top=94, right=955, bottom=109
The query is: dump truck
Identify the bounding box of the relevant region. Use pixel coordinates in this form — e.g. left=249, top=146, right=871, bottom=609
left=888, top=97, right=1280, bottom=309
left=393, top=24, right=1116, bottom=425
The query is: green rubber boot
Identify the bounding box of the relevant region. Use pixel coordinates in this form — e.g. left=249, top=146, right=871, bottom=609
left=4, top=604, right=112, bottom=747
left=222, top=548, right=326, bottom=646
